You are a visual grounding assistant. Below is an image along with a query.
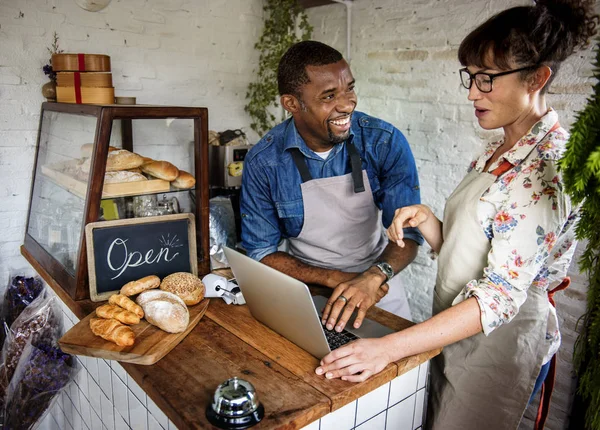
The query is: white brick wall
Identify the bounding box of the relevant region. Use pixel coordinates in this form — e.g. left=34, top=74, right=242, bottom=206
left=0, top=0, right=264, bottom=285
left=306, top=1, right=598, bottom=428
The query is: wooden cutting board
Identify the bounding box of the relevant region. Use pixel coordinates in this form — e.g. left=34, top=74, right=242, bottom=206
left=59, top=299, right=209, bottom=365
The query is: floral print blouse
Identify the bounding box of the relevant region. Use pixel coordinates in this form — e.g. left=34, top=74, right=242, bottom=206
left=461, top=109, right=577, bottom=364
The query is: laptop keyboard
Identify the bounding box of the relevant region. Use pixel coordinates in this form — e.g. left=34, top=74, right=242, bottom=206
left=323, top=327, right=359, bottom=350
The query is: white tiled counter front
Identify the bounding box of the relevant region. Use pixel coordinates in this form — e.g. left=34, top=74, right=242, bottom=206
left=301, top=361, right=429, bottom=430
left=36, top=290, right=179, bottom=430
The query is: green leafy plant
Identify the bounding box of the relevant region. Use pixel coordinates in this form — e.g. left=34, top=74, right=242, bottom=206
left=245, top=0, right=312, bottom=136
left=560, top=38, right=600, bottom=430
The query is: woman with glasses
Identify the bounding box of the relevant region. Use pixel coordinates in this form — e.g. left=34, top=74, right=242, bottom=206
left=315, top=0, right=598, bottom=428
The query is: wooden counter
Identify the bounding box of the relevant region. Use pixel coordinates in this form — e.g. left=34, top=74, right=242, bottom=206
left=22, top=246, right=441, bottom=429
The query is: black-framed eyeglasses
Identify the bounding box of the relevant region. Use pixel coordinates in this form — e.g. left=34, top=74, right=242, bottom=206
left=459, top=65, right=538, bottom=93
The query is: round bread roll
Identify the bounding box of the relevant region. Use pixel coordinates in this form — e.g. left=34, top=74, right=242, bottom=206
left=141, top=160, right=179, bottom=181
left=104, top=171, right=148, bottom=184
left=106, top=149, right=144, bottom=172
left=120, top=275, right=160, bottom=296
left=171, top=170, right=196, bottom=189
left=136, top=290, right=189, bottom=333
left=160, top=272, right=205, bottom=305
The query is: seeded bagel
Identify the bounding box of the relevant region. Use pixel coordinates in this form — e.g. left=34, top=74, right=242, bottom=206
left=159, top=272, right=205, bottom=305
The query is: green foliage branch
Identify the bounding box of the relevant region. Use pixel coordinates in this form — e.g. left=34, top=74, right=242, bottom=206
left=245, top=0, right=312, bottom=136
left=560, top=38, right=600, bottom=430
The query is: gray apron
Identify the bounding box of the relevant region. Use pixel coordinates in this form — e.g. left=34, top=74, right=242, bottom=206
left=287, top=143, right=412, bottom=320
left=427, top=166, right=551, bottom=429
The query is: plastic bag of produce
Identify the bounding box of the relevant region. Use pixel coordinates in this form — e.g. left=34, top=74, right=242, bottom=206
left=0, top=273, right=45, bottom=349
left=0, top=289, right=61, bottom=410
left=3, top=339, right=78, bottom=430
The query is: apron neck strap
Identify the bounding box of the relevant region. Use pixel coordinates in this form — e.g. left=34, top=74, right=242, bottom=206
left=290, top=142, right=365, bottom=193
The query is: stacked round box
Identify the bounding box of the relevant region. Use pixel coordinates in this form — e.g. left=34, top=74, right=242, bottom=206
left=53, top=53, right=114, bottom=104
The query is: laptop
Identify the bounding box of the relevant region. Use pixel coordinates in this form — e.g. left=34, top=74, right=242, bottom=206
left=223, top=246, right=394, bottom=359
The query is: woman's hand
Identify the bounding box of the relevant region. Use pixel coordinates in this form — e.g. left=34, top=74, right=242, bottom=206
left=387, top=204, right=433, bottom=247
left=315, top=338, right=393, bottom=382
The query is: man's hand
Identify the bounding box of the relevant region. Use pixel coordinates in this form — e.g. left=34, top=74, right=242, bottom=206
left=321, top=267, right=388, bottom=332
left=315, top=337, right=392, bottom=382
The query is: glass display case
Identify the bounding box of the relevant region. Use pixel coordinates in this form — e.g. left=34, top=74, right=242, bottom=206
left=23, top=102, right=210, bottom=300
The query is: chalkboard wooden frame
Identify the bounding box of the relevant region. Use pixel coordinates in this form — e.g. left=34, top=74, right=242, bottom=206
left=85, top=213, right=198, bottom=302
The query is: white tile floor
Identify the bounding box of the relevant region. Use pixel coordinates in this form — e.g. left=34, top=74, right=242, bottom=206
left=35, top=287, right=429, bottom=430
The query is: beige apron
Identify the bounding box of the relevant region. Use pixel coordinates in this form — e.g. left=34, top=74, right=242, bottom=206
left=287, top=143, right=412, bottom=320
left=427, top=167, right=550, bottom=429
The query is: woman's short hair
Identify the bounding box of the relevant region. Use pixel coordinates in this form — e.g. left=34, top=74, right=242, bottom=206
left=277, top=41, right=343, bottom=97
left=458, top=0, right=598, bottom=91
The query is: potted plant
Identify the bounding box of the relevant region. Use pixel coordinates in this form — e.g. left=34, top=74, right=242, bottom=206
left=560, top=38, right=600, bottom=430
left=245, top=0, right=312, bottom=136
left=41, top=32, right=63, bottom=102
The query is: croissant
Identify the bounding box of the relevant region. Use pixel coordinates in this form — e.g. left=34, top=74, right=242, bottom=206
left=89, top=318, right=135, bottom=347
left=96, top=304, right=140, bottom=325
left=108, top=294, right=144, bottom=318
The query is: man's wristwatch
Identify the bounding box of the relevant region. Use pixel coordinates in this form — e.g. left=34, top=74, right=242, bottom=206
left=374, top=261, right=394, bottom=283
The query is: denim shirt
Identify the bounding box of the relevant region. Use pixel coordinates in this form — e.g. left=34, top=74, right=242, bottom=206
left=241, top=111, right=423, bottom=262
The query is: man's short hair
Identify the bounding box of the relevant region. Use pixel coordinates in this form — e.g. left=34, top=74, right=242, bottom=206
left=277, top=40, right=343, bottom=97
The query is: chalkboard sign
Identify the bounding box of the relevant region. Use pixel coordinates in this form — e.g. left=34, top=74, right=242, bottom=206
left=85, top=213, right=198, bottom=301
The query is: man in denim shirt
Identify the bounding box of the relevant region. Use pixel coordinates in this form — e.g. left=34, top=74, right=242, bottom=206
left=241, top=41, right=422, bottom=332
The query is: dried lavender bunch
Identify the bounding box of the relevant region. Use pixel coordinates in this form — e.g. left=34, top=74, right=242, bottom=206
left=3, top=342, right=76, bottom=430
left=0, top=276, right=45, bottom=348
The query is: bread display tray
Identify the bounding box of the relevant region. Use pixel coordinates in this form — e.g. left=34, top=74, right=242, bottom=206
left=58, top=298, right=209, bottom=365
left=41, top=165, right=171, bottom=199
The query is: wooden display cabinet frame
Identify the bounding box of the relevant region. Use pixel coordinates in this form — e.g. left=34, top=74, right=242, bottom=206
left=23, top=102, right=210, bottom=300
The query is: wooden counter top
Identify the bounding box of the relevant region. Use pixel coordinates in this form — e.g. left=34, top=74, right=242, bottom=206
left=22, top=246, right=441, bottom=429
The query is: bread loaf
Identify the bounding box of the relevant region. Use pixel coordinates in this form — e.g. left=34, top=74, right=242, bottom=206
left=136, top=290, right=189, bottom=333
left=106, top=149, right=144, bottom=172
left=89, top=317, right=135, bottom=347
left=104, top=171, right=147, bottom=184
left=141, top=160, right=179, bottom=181
left=80, top=143, right=119, bottom=158
left=171, top=170, right=196, bottom=189
left=109, top=294, right=144, bottom=318
left=160, top=272, right=205, bottom=305
left=135, top=289, right=186, bottom=307
left=96, top=304, right=140, bottom=325
left=120, top=275, right=160, bottom=296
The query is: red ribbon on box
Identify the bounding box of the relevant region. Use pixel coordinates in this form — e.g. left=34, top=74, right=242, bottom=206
left=77, top=53, right=86, bottom=71
left=73, top=72, right=82, bottom=104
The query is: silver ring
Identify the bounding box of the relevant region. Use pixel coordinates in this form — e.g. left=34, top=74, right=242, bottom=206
left=338, top=295, right=348, bottom=303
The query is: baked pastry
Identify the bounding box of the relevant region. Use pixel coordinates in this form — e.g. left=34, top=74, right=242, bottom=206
left=160, top=272, right=205, bottom=305
left=171, top=170, right=196, bottom=189
left=140, top=156, right=154, bottom=166
left=96, top=304, right=140, bottom=325
left=89, top=317, right=135, bottom=347
left=104, top=170, right=148, bottom=184
left=120, top=275, right=160, bottom=296
left=106, top=149, right=144, bottom=172
left=141, top=160, right=179, bottom=181
left=127, top=167, right=143, bottom=174
left=109, top=294, right=144, bottom=318
left=136, top=290, right=189, bottom=333
left=80, top=143, right=119, bottom=158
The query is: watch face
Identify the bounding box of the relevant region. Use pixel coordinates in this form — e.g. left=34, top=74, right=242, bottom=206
left=377, top=262, right=393, bottom=280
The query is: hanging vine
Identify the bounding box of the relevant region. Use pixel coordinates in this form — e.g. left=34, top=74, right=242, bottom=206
left=560, top=38, right=600, bottom=430
left=245, top=0, right=312, bottom=136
